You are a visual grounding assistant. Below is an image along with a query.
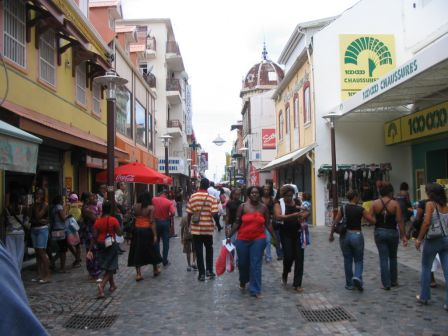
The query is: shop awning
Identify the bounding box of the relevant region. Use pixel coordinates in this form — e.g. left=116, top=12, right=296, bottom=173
left=324, top=34, right=448, bottom=123
left=260, top=143, right=316, bottom=171
left=0, top=120, right=42, bottom=173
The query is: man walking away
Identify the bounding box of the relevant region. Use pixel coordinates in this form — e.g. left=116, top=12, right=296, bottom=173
left=152, top=190, right=176, bottom=266
left=187, top=178, right=219, bottom=281
left=207, top=182, right=223, bottom=231
left=175, top=188, right=184, bottom=217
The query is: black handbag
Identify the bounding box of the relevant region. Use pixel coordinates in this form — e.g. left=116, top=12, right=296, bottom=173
left=334, top=205, right=347, bottom=235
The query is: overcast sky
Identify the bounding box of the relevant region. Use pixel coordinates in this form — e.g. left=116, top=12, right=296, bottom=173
left=122, top=0, right=360, bottom=182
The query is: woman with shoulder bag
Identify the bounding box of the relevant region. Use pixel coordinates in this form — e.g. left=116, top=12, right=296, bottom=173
left=415, top=183, right=448, bottom=310
left=369, top=182, right=408, bottom=290
left=3, top=191, right=27, bottom=270
left=273, top=185, right=305, bottom=292
left=91, top=201, right=122, bottom=299
left=329, top=190, right=375, bottom=291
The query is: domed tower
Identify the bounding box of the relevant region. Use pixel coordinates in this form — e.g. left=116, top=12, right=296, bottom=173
left=240, top=44, right=284, bottom=99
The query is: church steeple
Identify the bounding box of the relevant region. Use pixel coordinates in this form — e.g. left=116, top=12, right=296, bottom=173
left=262, top=42, right=268, bottom=61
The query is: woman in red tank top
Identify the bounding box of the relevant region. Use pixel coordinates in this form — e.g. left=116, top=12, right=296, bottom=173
left=227, top=186, right=275, bottom=298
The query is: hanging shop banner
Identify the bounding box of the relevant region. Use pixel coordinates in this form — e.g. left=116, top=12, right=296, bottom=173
left=200, top=152, right=208, bottom=171
left=340, top=34, right=396, bottom=100
left=249, top=163, right=260, bottom=186
left=384, top=101, right=448, bottom=145
left=0, top=134, right=39, bottom=173
left=261, top=128, right=276, bottom=149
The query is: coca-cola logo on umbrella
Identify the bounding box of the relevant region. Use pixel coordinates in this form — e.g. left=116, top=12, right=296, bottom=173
left=262, top=129, right=276, bottom=149
left=116, top=175, right=136, bottom=183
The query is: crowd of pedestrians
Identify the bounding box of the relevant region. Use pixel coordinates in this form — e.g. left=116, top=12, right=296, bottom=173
left=1, top=177, right=447, bottom=331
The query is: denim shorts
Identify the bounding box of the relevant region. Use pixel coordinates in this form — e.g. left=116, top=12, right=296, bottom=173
left=31, top=226, right=49, bottom=249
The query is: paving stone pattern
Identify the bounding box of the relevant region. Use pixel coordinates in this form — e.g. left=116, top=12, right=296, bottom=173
left=22, top=219, right=448, bottom=335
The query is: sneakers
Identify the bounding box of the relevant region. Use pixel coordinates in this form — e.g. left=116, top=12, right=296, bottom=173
left=191, top=265, right=198, bottom=271
left=206, top=270, right=216, bottom=279
left=345, top=285, right=354, bottom=290
left=198, top=274, right=205, bottom=282
left=352, top=277, right=363, bottom=292
left=186, top=266, right=192, bottom=272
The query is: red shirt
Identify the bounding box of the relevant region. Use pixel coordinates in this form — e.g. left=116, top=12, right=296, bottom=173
left=237, top=212, right=267, bottom=241
left=94, top=216, right=120, bottom=243
left=152, top=195, right=175, bottom=220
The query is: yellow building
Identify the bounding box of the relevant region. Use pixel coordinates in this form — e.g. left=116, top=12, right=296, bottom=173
left=0, top=0, right=128, bottom=207
left=268, top=19, right=335, bottom=224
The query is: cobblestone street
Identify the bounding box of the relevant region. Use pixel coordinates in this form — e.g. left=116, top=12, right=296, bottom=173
left=23, top=218, right=448, bottom=336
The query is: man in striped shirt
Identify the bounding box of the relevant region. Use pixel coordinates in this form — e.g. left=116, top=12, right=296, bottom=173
left=186, top=178, right=219, bottom=281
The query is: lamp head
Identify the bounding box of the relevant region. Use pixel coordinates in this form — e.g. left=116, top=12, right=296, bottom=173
left=93, top=70, right=128, bottom=100
left=212, top=134, right=226, bottom=146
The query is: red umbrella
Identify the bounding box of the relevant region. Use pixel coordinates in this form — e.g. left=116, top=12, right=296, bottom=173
left=96, top=162, right=172, bottom=185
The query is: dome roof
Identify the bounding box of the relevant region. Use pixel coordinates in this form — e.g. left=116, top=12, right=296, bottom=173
left=241, top=45, right=284, bottom=97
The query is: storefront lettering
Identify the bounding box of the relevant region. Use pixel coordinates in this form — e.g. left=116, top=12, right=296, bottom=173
left=380, top=60, right=418, bottom=91
left=407, top=107, right=447, bottom=135
left=362, top=83, right=379, bottom=100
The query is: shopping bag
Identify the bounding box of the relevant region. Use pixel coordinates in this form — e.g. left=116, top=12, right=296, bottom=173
left=216, top=241, right=235, bottom=276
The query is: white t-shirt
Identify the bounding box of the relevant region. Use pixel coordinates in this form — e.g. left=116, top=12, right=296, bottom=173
left=207, top=187, right=220, bottom=200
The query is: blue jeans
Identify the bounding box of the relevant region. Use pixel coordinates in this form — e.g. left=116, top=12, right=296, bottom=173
left=155, top=219, right=171, bottom=265
left=235, top=239, right=266, bottom=295
left=420, top=236, right=448, bottom=304
left=264, top=229, right=272, bottom=261
left=374, top=228, right=399, bottom=288
left=339, top=231, right=364, bottom=287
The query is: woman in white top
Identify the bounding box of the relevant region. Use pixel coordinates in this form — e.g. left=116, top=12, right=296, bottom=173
left=415, top=183, right=448, bottom=311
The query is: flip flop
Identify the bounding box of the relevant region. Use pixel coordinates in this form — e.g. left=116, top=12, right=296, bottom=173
left=31, top=278, right=40, bottom=282
left=109, top=286, right=117, bottom=293
left=38, top=279, right=50, bottom=284
left=136, top=276, right=144, bottom=282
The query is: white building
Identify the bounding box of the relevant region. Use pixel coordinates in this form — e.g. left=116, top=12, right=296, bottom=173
left=116, top=18, right=191, bottom=190
left=310, top=0, right=448, bottom=225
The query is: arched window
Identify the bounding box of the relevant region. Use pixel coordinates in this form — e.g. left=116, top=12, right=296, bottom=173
left=303, top=81, right=311, bottom=125
left=285, top=103, right=290, bottom=134
left=293, top=93, right=299, bottom=129
left=279, top=110, right=284, bottom=141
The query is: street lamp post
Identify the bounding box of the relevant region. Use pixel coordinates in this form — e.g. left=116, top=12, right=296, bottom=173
left=239, top=147, right=249, bottom=186
left=160, top=134, right=173, bottom=177
left=231, top=159, right=237, bottom=187
left=323, top=113, right=339, bottom=218
left=93, top=71, right=128, bottom=213
left=187, top=158, right=192, bottom=197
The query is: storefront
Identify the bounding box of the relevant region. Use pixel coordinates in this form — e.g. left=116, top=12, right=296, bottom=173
left=0, top=120, right=42, bottom=240
left=324, top=33, right=448, bottom=203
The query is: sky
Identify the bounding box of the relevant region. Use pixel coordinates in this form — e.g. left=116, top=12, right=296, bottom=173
left=122, top=0, right=360, bottom=182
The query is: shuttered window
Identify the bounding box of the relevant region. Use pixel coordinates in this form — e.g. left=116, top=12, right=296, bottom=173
left=39, top=30, right=56, bottom=86
left=92, top=82, right=101, bottom=115
left=76, top=63, right=87, bottom=105
left=3, top=0, right=26, bottom=67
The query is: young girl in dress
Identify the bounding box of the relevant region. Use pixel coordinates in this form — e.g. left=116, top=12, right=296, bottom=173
left=180, top=215, right=197, bottom=271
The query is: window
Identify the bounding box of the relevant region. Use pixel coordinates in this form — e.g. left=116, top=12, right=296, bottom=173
left=116, top=87, right=132, bottom=139
left=78, top=0, right=88, bottom=17
left=293, top=95, right=299, bottom=128
left=108, top=11, right=115, bottom=30
left=75, top=62, right=87, bottom=105
left=135, top=100, right=147, bottom=146
left=278, top=110, right=284, bottom=141
left=139, top=63, right=148, bottom=75
left=285, top=105, right=290, bottom=134
left=39, top=30, right=56, bottom=86
left=3, top=0, right=26, bottom=67
left=303, top=82, right=311, bottom=125
left=92, top=82, right=101, bottom=115
left=148, top=113, right=153, bottom=151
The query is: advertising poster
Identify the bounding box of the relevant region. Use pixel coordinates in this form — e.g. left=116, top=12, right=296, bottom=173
left=261, top=128, right=276, bottom=149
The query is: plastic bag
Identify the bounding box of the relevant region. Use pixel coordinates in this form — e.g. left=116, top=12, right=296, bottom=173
left=216, top=241, right=235, bottom=276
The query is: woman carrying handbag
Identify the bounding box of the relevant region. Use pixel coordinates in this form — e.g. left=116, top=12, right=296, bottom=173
left=415, top=183, right=448, bottom=310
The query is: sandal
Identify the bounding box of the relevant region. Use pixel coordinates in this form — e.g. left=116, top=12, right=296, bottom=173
left=97, top=284, right=105, bottom=299
left=153, top=268, right=161, bottom=277
left=38, top=279, right=50, bottom=284
left=294, top=287, right=304, bottom=293
left=136, top=276, right=144, bottom=282
left=109, top=285, right=117, bottom=293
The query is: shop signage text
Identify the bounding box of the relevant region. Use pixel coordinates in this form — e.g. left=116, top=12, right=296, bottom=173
left=384, top=101, right=448, bottom=145
left=340, top=34, right=396, bottom=100
left=262, top=128, right=276, bottom=149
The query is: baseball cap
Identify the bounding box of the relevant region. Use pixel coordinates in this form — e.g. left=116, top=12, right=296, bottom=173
left=68, top=193, right=78, bottom=203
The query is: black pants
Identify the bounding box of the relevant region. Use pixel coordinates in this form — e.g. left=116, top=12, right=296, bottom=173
left=280, top=231, right=304, bottom=288
left=213, top=214, right=222, bottom=231
left=193, top=235, right=213, bottom=276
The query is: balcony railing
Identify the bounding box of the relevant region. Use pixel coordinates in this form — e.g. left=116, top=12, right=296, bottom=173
left=166, top=41, right=180, bottom=55
left=166, top=78, right=181, bottom=92
left=167, top=119, right=182, bottom=131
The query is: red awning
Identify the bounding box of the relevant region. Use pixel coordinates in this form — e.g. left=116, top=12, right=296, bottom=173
left=96, top=162, right=172, bottom=185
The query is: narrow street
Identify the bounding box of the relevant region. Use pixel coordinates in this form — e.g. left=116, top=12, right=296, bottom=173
left=23, top=218, right=448, bottom=336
